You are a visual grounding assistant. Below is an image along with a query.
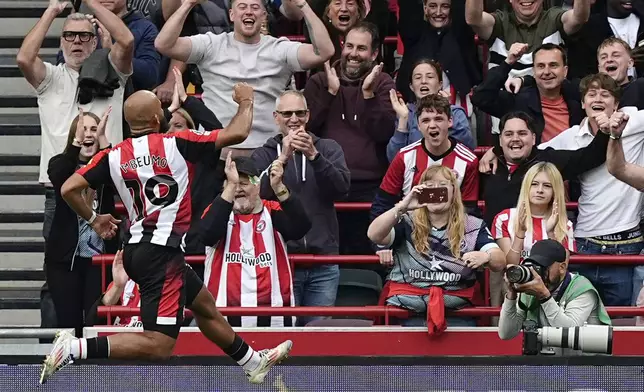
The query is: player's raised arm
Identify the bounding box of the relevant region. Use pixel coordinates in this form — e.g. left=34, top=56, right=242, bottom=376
left=216, top=83, right=255, bottom=148
left=173, top=83, right=254, bottom=162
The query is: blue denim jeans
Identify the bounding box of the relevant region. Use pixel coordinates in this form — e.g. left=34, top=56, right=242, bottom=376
left=292, top=265, right=340, bottom=327
left=399, top=316, right=477, bottom=327
left=573, top=238, right=644, bottom=306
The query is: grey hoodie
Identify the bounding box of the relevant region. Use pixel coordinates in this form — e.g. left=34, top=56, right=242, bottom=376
left=251, top=132, right=351, bottom=255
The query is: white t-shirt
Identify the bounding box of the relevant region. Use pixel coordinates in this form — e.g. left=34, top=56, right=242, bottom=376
left=187, top=32, right=304, bottom=149
left=36, top=58, right=129, bottom=184
left=608, top=14, right=640, bottom=49
left=538, top=107, right=644, bottom=237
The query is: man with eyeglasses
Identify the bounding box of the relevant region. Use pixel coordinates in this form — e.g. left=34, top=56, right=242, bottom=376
left=17, top=0, right=134, bottom=243
left=251, top=90, right=350, bottom=326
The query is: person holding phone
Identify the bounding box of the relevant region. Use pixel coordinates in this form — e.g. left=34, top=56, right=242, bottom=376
left=490, top=162, right=576, bottom=309
left=368, top=165, right=506, bottom=333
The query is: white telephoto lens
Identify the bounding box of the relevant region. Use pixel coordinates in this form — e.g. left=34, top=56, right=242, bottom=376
left=539, top=325, right=612, bottom=354
left=539, top=326, right=563, bottom=348
left=575, top=325, right=612, bottom=354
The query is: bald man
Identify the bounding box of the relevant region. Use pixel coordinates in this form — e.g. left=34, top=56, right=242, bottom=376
left=40, top=83, right=292, bottom=385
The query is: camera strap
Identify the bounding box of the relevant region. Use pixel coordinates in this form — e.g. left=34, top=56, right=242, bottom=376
left=552, top=272, right=572, bottom=304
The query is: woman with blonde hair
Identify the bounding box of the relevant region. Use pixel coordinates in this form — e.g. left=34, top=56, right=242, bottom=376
left=490, top=162, right=576, bottom=309
left=492, top=162, right=576, bottom=266
left=368, top=165, right=505, bottom=332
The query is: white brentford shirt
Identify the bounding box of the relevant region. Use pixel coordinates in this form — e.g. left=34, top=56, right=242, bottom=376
left=492, top=207, right=576, bottom=260
left=36, top=58, right=129, bottom=184
left=538, top=107, right=644, bottom=237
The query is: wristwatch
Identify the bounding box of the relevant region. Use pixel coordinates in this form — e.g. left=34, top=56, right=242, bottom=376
left=87, top=211, right=97, bottom=225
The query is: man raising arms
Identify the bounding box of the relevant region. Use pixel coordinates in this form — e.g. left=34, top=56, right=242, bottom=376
left=155, top=0, right=334, bottom=156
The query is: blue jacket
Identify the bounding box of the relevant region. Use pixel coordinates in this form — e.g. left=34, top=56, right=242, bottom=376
left=57, top=10, right=160, bottom=91
left=386, top=103, right=474, bottom=162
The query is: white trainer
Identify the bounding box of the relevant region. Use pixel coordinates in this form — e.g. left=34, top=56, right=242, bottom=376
left=40, top=330, right=76, bottom=384
left=246, top=340, right=293, bottom=384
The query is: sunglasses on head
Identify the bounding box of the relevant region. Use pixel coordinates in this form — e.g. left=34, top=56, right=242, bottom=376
left=276, top=110, right=308, bottom=118
left=62, top=31, right=95, bottom=42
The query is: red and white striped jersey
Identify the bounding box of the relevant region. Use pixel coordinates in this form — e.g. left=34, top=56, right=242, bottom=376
left=204, top=200, right=295, bottom=328
left=380, top=139, right=479, bottom=201
left=492, top=207, right=577, bottom=260
left=107, top=279, right=142, bottom=327
left=77, top=129, right=221, bottom=248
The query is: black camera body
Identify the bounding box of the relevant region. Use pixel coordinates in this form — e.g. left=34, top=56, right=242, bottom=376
left=522, top=321, right=541, bottom=355
left=506, top=261, right=546, bottom=284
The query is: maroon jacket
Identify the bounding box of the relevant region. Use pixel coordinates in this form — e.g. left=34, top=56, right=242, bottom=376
left=303, top=62, right=396, bottom=183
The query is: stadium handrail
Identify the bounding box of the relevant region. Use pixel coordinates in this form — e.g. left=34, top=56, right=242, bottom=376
left=114, top=201, right=579, bottom=215
left=281, top=35, right=483, bottom=46
left=92, top=254, right=644, bottom=267
left=97, top=305, right=644, bottom=320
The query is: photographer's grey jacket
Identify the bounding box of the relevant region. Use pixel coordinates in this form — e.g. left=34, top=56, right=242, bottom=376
left=251, top=133, right=350, bottom=255
left=498, top=273, right=605, bottom=355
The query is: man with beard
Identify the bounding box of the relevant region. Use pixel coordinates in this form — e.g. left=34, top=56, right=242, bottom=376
left=498, top=239, right=610, bottom=355
left=199, top=153, right=312, bottom=328
left=304, top=21, right=396, bottom=254
left=155, top=0, right=334, bottom=159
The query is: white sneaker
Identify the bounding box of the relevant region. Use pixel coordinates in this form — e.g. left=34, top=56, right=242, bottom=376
left=246, top=340, right=292, bottom=384
left=40, top=330, right=76, bottom=384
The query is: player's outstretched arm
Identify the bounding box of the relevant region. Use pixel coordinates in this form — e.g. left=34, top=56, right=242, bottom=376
left=215, top=83, right=255, bottom=149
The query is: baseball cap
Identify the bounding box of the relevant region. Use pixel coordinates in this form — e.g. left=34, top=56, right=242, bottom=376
left=233, top=156, right=260, bottom=178
left=524, top=239, right=567, bottom=268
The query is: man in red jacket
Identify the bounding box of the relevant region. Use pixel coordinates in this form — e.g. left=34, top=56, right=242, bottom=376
left=304, top=20, right=396, bottom=255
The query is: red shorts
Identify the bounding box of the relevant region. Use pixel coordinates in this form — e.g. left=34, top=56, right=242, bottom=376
left=122, top=243, right=202, bottom=338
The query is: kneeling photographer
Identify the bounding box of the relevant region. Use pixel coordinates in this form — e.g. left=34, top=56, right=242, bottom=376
left=498, top=239, right=611, bottom=353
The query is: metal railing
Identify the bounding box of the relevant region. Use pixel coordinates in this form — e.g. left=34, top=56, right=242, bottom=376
left=96, top=306, right=644, bottom=326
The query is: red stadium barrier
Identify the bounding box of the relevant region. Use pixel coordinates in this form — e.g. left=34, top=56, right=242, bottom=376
left=280, top=35, right=483, bottom=47
left=93, top=254, right=644, bottom=269
left=97, top=305, right=644, bottom=320
left=284, top=35, right=398, bottom=44
left=93, top=253, right=644, bottom=267
left=113, top=201, right=579, bottom=216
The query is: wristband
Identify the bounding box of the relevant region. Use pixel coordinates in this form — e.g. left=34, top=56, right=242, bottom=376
left=539, top=295, right=552, bottom=304
left=87, top=211, right=97, bottom=225
left=275, top=187, right=289, bottom=198
left=610, top=133, right=621, bottom=140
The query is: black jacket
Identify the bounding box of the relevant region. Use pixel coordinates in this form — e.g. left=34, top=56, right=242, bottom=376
left=163, top=96, right=223, bottom=255
left=471, top=61, right=584, bottom=144
left=77, top=48, right=121, bottom=104
left=482, top=131, right=610, bottom=226
left=396, top=0, right=481, bottom=102
left=251, top=133, right=351, bottom=255
left=45, top=145, right=118, bottom=266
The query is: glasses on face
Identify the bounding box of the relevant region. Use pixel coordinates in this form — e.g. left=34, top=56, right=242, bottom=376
left=276, top=110, right=308, bottom=118
left=62, top=31, right=95, bottom=42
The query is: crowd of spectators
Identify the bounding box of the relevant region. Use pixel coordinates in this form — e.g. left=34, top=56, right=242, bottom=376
left=18, top=0, right=644, bottom=342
